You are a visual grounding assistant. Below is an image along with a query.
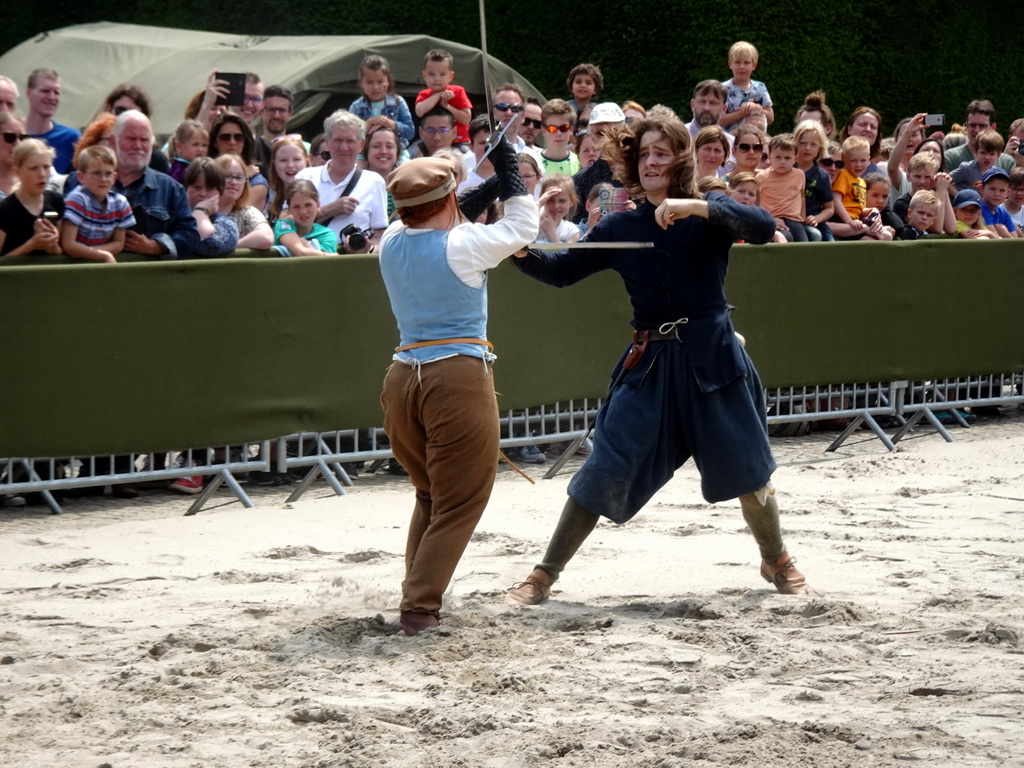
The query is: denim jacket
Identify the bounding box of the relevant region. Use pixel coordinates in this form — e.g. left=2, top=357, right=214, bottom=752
left=117, top=168, right=200, bottom=259
left=349, top=93, right=415, bottom=147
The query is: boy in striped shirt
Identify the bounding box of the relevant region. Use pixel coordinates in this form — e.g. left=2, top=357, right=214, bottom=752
left=60, top=145, right=135, bottom=263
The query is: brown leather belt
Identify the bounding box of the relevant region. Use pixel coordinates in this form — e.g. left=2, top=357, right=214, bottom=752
left=395, top=337, right=494, bottom=353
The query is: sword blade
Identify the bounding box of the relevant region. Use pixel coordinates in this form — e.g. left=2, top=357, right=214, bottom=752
left=528, top=241, right=655, bottom=250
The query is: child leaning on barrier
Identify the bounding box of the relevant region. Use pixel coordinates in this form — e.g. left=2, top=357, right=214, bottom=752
left=60, top=145, right=136, bottom=263
left=860, top=172, right=897, bottom=240
left=897, top=190, right=941, bottom=240
left=793, top=119, right=834, bottom=241
left=273, top=180, right=339, bottom=256
left=728, top=171, right=786, bottom=243
left=829, top=135, right=878, bottom=240
left=999, top=166, right=1024, bottom=232
left=756, top=133, right=807, bottom=242
left=977, top=167, right=1020, bottom=238
left=952, top=188, right=998, bottom=239
left=0, top=139, right=64, bottom=256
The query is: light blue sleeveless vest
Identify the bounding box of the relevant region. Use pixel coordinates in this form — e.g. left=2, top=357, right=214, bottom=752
left=379, top=228, right=490, bottom=364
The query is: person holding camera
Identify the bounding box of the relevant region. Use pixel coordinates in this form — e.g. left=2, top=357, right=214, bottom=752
left=295, top=110, right=387, bottom=254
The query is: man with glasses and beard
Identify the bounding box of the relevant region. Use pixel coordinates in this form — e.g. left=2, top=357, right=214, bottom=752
left=255, top=85, right=294, bottom=175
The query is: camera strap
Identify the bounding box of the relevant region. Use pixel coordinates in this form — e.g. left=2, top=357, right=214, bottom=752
left=340, top=169, right=362, bottom=198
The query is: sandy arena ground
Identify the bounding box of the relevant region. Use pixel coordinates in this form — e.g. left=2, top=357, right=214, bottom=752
left=2, top=410, right=1023, bottom=767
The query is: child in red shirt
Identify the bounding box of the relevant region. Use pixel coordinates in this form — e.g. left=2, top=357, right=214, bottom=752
left=414, top=49, right=472, bottom=146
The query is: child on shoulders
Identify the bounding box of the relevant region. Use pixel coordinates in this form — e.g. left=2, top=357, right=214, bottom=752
left=719, top=41, right=774, bottom=129
left=349, top=54, right=415, bottom=151
left=414, top=49, right=472, bottom=146
left=60, top=145, right=135, bottom=262
left=566, top=63, right=602, bottom=117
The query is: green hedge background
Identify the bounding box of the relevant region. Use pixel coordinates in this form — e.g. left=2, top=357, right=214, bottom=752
left=4, top=2, right=1021, bottom=135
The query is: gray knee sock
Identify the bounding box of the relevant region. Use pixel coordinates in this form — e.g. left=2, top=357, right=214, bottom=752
left=536, top=496, right=600, bottom=581
left=740, top=493, right=785, bottom=561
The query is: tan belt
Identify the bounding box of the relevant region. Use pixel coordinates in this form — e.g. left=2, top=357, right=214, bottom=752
left=395, top=337, right=494, bottom=353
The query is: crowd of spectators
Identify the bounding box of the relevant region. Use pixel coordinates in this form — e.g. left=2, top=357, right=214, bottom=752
left=4, top=40, right=1024, bottom=270
left=4, top=43, right=1024, bottom=498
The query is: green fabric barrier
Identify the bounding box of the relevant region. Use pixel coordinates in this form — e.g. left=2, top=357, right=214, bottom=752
left=726, top=240, right=1024, bottom=388
left=2, top=239, right=1022, bottom=458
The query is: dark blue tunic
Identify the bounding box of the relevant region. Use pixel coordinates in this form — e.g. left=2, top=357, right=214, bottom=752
left=515, top=193, right=778, bottom=521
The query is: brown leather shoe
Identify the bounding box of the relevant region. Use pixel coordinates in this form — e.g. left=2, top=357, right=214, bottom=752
left=505, top=568, right=554, bottom=605
left=399, top=611, right=440, bottom=636
left=761, top=553, right=808, bottom=595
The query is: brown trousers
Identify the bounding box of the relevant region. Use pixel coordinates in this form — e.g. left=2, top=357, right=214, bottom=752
left=381, top=356, right=500, bottom=614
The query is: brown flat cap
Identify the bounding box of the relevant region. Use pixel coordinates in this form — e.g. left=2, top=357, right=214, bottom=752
left=387, top=157, right=456, bottom=208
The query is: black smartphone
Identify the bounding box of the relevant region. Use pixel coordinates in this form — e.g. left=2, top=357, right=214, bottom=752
left=130, top=205, right=148, bottom=235
left=214, top=72, right=247, bottom=107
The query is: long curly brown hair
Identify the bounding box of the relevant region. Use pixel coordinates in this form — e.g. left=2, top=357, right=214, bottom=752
left=602, top=115, right=698, bottom=201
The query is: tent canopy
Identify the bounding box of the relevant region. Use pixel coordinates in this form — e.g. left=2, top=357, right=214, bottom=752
left=0, top=22, right=545, bottom=137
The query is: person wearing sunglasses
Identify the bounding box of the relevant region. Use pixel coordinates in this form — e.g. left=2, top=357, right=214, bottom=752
left=819, top=140, right=844, bottom=185
left=0, top=111, right=27, bottom=201
left=208, top=112, right=269, bottom=213
left=727, top=126, right=766, bottom=180
left=492, top=83, right=530, bottom=153
left=538, top=99, right=580, bottom=177
left=518, top=98, right=544, bottom=157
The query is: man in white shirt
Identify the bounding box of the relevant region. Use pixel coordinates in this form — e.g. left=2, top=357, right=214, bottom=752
left=295, top=110, right=387, bottom=253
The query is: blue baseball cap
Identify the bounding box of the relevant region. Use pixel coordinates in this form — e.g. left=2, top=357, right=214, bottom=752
left=981, top=167, right=1010, bottom=185
left=953, top=189, right=983, bottom=209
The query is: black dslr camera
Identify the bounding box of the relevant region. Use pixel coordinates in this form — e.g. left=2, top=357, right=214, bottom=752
left=340, top=224, right=368, bottom=253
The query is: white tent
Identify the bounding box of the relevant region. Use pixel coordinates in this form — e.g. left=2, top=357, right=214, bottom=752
left=0, top=22, right=545, bottom=137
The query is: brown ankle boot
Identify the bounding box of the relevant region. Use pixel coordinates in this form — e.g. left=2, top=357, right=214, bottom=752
left=505, top=568, right=554, bottom=605
left=399, top=611, right=440, bottom=636
left=761, top=553, right=808, bottom=595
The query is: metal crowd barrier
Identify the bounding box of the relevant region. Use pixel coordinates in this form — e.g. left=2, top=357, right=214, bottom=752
left=3, top=377, right=1022, bottom=516
left=1, top=443, right=271, bottom=516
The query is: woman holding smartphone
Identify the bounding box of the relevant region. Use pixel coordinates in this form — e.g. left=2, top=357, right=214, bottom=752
left=0, top=139, right=64, bottom=256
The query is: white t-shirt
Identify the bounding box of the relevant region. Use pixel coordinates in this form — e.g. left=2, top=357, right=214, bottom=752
left=1000, top=203, right=1024, bottom=232
left=295, top=162, right=387, bottom=238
